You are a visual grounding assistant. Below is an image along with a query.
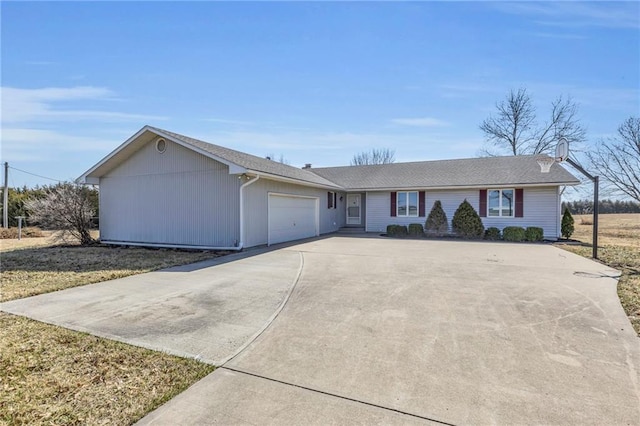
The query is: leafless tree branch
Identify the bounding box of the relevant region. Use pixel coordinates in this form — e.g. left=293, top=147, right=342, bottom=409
left=586, top=117, right=640, bottom=202
left=351, top=148, right=396, bottom=165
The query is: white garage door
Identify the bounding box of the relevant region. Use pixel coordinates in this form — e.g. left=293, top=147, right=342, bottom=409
left=268, top=194, right=319, bottom=245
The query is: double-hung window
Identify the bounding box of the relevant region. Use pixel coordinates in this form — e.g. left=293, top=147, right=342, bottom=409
left=488, top=189, right=514, bottom=217
left=397, top=191, right=418, bottom=217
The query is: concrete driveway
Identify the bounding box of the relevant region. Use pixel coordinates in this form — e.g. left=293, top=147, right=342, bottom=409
left=140, top=237, right=640, bottom=425
left=1, top=249, right=303, bottom=364
left=3, top=236, right=639, bottom=424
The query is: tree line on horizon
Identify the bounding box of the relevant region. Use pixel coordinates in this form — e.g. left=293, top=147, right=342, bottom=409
left=562, top=199, right=640, bottom=215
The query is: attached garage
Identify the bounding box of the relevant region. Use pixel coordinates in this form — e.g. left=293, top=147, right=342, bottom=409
left=268, top=193, right=319, bottom=245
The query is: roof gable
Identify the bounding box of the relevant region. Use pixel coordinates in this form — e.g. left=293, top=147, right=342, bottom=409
left=77, top=126, right=341, bottom=189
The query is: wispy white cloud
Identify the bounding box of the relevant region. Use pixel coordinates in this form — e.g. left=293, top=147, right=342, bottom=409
left=391, top=117, right=449, bottom=127
left=492, top=2, right=639, bottom=29
left=1, top=86, right=167, bottom=123
left=202, top=118, right=258, bottom=126
left=526, top=31, right=587, bottom=40
left=1, top=127, right=120, bottom=162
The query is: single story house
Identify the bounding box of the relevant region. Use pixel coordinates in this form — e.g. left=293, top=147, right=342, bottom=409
left=77, top=125, right=580, bottom=250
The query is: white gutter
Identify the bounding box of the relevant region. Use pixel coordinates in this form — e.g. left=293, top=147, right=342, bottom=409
left=239, top=174, right=260, bottom=249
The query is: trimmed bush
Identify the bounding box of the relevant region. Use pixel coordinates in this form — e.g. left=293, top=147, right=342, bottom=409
left=408, top=223, right=424, bottom=236
left=503, top=226, right=526, bottom=242
left=425, top=200, right=448, bottom=236
left=386, top=224, right=408, bottom=237
left=484, top=227, right=501, bottom=240
left=451, top=200, right=484, bottom=239
left=561, top=208, right=575, bottom=239
left=525, top=227, right=544, bottom=242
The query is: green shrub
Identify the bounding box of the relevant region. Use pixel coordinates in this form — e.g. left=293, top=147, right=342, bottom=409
left=386, top=224, right=408, bottom=237
left=425, top=200, right=448, bottom=236
left=503, top=226, right=526, bottom=242
left=451, top=200, right=484, bottom=239
left=484, top=227, right=501, bottom=240
left=408, top=223, right=424, bottom=236
left=561, top=208, right=574, bottom=239
left=525, top=227, right=544, bottom=242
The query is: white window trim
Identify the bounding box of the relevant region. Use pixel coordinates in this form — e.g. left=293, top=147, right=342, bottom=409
left=488, top=188, right=515, bottom=218
left=397, top=191, right=419, bottom=217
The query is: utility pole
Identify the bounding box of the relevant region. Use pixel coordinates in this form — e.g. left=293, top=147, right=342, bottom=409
left=3, top=162, right=8, bottom=229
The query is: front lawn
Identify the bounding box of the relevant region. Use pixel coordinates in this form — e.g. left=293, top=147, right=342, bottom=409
left=0, top=313, right=214, bottom=425
left=0, top=240, right=223, bottom=424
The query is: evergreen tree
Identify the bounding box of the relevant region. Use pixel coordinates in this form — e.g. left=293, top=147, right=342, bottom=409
left=561, top=208, right=575, bottom=239
left=451, top=200, right=484, bottom=239
left=425, top=200, right=448, bottom=236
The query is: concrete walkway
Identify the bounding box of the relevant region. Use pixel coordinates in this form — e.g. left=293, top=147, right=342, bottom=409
left=140, top=237, right=640, bottom=425
left=1, top=249, right=303, bottom=365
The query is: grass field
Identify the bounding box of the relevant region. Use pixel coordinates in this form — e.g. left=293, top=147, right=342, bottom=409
left=0, top=238, right=223, bottom=424
left=0, top=230, right=225, bottom=302
left=555, top=213, right=640, bottom=335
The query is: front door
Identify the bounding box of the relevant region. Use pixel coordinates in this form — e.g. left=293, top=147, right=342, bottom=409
left=346, top=194, right=361, bottom=225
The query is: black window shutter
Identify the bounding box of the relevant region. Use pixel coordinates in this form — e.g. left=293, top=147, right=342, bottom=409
left=515, top=188, right=524, bottom=217
left=479, top=189, right=487, bottom=217
left=390, top=192, right=397, bottom=217
left=418, top=191, right=426, bottom=217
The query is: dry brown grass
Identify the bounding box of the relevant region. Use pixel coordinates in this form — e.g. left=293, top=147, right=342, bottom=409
left=0, top=238, right=225, bottom=424
left=0, top=230, right=99, bottom=252
left=1, top=243, right=224, bottom=302
left=0, top=227, right=44, bottom=240
left=556, top=213, right=640, bottom=335
left=0, top=312, right=214, bottom=425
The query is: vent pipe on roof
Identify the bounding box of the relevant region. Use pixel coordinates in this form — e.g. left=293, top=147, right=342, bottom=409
left=302, top=163, right=312, bottom=169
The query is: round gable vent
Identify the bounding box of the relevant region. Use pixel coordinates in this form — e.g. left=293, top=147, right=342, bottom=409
left=155, top=138, right=167, bottom=153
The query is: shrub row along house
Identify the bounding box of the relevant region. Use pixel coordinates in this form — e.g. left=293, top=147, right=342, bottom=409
left=77, top=126, right=580, bottom=250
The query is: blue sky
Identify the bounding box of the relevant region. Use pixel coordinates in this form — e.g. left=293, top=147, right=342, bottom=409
left=1, top=1, right=638, bottom=189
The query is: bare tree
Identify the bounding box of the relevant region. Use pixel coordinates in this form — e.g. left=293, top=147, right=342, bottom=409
left=532, top=95, right=586, bottom=154
left=480, top=88, right=536, bottom=156
left=587, top=117, right=640, bottom=202
left=266, top=153, right=290, bottom=165
left=25, top=183, right=96, bottom=245
left=480, top=88, right=586, bottom=156
left=351, top=148, right=395, bottom=165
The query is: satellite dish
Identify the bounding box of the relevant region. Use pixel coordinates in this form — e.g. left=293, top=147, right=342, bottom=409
left=555, top=138, right=569, bottom=162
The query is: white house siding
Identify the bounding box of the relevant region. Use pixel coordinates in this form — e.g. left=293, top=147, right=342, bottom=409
left=366, top=187, right=560, bottom=239
left=480, top=186, right=560, bottom=239
left=366, top=190, right=477, bottom=233
left=99, top=138, right=240, bottom=248
left=243, top=179, right=345, bottom=248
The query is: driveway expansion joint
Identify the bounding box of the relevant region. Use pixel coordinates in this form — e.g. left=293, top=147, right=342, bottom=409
left=218, top=251, right=306, bottom=366
left=220, top=366, right=457, bottom=426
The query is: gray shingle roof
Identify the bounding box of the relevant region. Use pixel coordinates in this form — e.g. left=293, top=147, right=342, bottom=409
left=310, top=156, right=580, bottom=190
left=150, top=127, right=341, bottom=189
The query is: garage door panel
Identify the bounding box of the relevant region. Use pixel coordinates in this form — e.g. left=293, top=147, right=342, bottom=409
left=269, top=195, right=318, bottom=245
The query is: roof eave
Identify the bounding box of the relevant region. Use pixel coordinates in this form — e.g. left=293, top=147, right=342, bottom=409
left=247, top=170, right=343, bottom=190
left=342, top=181, right=580, bottom=192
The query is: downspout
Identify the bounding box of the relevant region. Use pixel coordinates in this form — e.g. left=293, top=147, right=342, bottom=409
left=239, top=174, right=260, bottom=250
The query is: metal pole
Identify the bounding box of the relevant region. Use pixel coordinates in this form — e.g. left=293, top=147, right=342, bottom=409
left=593, top=176, right=599, bottom=259
left=565, top=157, right=598, bottom=259
left=3, top=162, right=8, bottom=229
